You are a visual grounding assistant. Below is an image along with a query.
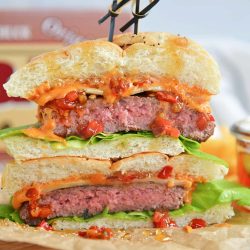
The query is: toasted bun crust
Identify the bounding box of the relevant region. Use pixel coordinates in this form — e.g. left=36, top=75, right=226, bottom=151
left=51, top=203, right=234, bottom=230
left=3, top=135, right=184, bottom=162
left=1, top=153, right=228, bottom=200
left=4, top=32, right=220, bottom=101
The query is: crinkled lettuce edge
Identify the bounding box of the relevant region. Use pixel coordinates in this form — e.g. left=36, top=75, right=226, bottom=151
left=0, top=125, right=228, bottom=166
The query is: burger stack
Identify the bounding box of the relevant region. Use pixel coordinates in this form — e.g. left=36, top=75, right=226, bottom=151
left=0, top=32, right=249, bottom=230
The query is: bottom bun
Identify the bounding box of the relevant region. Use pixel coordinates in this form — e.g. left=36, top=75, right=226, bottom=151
left=51, top=203, right=234, bottom=230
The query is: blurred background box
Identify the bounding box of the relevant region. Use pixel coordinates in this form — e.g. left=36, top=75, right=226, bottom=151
left=0, top=9, right=130, bottom=128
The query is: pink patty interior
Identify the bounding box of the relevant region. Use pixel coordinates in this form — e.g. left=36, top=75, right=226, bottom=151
left=20, top=183, right=185, bottom=225
left=40, top=96, right=214, bottom=142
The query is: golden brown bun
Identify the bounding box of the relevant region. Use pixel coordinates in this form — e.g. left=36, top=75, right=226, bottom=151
left=1, top=153, right=228, bottom=201
left=4, top=32, right=220, bottom=100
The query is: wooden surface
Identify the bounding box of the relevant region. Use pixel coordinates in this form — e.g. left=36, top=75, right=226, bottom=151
left=0, top=240, right=55, bottom=250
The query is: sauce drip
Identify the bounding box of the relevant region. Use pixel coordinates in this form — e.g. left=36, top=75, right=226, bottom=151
left=196, top=113, right=215, bottom=131
left=29, top=202, right=52, bottom=218
left=37, top=220, right=53, bottom=231
left=188, top=218, right=207, bottom=229
left=26, top=188, right=39, bottom=199
left=150, top=116, right=180, bottom=138
left=155, top=91, right=177, bottom=103
left=78, top=120, right=104, bottom=139
left=153, top=211, right=177, bottom=228
left=78, top=226, right=113, bottom=240
left=25, top=187, right=52, bottom=219
left=157, top=166, right=173, bottom=179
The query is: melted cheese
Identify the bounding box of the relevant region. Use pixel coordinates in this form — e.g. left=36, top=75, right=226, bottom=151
left=12, top=174, right=107, bottom=209
left=23, top=119, right=65, bottom=143
left=33, top=83, right=104, bottom=106
left=28, top=75, right=211, bottom=113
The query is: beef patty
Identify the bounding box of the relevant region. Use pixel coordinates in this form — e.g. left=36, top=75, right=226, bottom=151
left=39, top=96, right=215, bottom=142
left=19, top=183, right=185, bottom=225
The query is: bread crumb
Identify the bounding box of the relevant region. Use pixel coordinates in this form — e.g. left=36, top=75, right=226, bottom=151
left=183, top=225, right=192, bottom=233
left=154, top=230, right=171, bottom=242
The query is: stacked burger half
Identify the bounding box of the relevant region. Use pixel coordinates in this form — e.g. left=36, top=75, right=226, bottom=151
left=0, top=33, right=249, bottom=230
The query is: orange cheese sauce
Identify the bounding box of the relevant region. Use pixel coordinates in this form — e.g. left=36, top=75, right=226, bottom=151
left=34, top=82, right=89, bottom=106
left=175, top=173, right=206, bottom=203
left=28, top=74, right=211, bottom=113
left=23, top=119, right=65, bottom=143
left=12, top=174, right=107, bottom=209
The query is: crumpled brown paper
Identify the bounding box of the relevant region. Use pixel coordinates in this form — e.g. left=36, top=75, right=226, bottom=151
left=0, top=213, right=249, bottom=250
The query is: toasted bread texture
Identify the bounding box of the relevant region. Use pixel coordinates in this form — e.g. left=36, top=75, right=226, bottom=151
left=4, top=32, right=220, bottom=101
left=51, top=203, right=234, bottom=230
left=3, top=134, right=184, bottom=162
left=1, top=153, right=228, bottom=200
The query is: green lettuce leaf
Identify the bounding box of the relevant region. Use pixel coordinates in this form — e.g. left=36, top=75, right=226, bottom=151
left=48, top=208, right=153, bottom=224
left=0, top=124, right=39, bottom=139
left=10, top=210, right=24, bottom=224
left=52, top=130, right=154, bottom=149
left=0, top=204, right=14, bottom=220
left=0, top=204, right=23, bottom=224
left=0, top=124, right=227, bottom=166
left=179, top=135, right=229, bottom=166
left=170, top=180, right=250, bottom=217
left=66, top=131, right=153, bottom=144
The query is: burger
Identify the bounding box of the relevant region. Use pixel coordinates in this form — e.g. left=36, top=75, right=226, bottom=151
left=0, top=32, right=249, bottom=231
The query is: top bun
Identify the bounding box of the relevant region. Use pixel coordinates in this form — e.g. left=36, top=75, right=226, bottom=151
left=4, top=32, right=220, bottom=103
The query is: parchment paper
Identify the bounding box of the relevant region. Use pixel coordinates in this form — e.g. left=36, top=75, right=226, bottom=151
left=0, top=213, right=249, bottom=250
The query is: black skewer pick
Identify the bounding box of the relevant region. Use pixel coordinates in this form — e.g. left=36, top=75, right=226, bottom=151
left=134, top=0, right=140, bottom=34
left=120, top=0, right=160, bottom=32
left=108, top=0, right=118, bottom=42
left=99, top=0, right=160, bottom=41
left=98, top=0, right=130, bottom=24
left=98, top=0, right=130, bottom=42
